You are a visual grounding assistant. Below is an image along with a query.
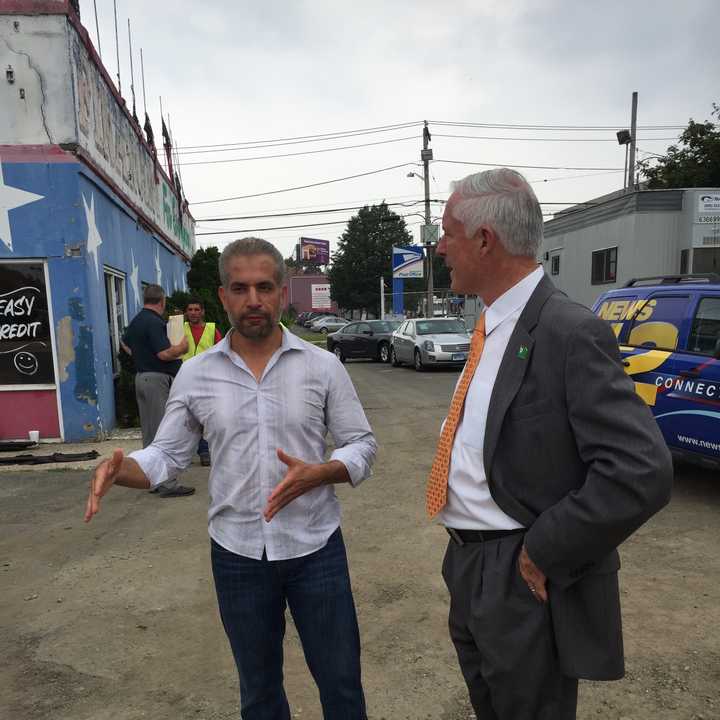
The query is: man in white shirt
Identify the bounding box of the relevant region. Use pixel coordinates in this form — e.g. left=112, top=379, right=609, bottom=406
left=428, top=169, right=672, bottom=719
left=85, top=237, right=377, bottom=720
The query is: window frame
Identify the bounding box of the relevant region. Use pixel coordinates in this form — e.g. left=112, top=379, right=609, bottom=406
left=591, top=246, right=618, bottom=285
left=103, top=266, right=128, bottom=377
left=686, top=295, right=720, bottom=357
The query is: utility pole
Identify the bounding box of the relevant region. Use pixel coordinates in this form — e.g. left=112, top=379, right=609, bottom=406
left=422, top=120, right=434, bottom=317
left=627, top=91, right=638, bottom=190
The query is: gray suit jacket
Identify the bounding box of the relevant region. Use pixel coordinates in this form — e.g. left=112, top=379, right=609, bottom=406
left=483, top=275, right=672, bottom=680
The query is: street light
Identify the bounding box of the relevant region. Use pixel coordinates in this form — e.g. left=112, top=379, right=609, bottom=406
left=616, top=129, right=631, bottom=191
left=407, top=171, right=424, bottom=181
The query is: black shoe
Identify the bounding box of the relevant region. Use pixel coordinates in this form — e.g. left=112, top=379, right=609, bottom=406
left=158, top=485, right=196, bottom=498
left=200, top=452, right=211, bottom=467
left=148, top=487, right=160, bottom=494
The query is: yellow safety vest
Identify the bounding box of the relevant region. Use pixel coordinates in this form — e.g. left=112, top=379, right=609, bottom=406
left=182, top=321, right=216, bottom=361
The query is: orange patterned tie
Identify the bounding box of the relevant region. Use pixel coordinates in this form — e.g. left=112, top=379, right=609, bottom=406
left=426, top=313, right=486, bottom=518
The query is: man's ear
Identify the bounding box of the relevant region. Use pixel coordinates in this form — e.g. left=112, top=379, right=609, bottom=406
left=218, top=285, right=227, bottom=310
left=475, top=225, right=495, bottom=254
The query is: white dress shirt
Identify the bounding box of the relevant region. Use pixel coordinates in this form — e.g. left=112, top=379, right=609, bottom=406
left=438, top=265, right=544, bottom=530
left=129, top=328, right=377, bottom=560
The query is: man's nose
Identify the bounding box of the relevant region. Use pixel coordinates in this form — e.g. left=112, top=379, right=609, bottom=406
left=247, top=288, right=261, bottom=306
left=436, top=235, right=447, bottom=256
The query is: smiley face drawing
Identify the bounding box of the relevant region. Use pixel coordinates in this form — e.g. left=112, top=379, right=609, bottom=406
left=13, top=351, right=39, bottom=376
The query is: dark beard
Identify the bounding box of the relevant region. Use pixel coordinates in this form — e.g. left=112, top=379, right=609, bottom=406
left=228, top=311, right=275, bottom=339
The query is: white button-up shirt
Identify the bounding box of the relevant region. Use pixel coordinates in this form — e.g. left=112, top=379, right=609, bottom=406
left=129, top=328, right=377, bottom=560
left=439, top=265, right=544, bottom=530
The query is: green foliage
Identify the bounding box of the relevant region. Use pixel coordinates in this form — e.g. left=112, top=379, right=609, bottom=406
left=181, top=246, right=229, bottom=333
left=327, top=204, right=413, bottom=316
left=639, top=104, right=720, bottom=189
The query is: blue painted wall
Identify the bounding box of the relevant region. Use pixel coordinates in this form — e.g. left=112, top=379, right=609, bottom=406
left=0, top=149, right=189, bottom=441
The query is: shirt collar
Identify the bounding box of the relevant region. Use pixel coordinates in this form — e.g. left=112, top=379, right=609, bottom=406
left=484, top=265, right=544, bottom=335
left=212, top=324, right=307, bottom=359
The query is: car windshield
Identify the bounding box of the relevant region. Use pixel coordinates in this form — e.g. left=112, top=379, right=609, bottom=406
left=415, top=319, right=467, bottom=335
left=369, top=321, right=401, bottom=332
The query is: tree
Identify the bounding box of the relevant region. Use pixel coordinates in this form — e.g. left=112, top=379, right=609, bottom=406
left=639, top=104, right=720, bottom=189
left=179, top=245, right=228, bottom=332
left=327, top=204, right=413, bottom=316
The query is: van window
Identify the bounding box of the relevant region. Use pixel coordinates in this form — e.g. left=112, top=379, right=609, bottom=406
left=687, top=297, right=720, bottom=356
left=625, top=295, right=689, bottom=351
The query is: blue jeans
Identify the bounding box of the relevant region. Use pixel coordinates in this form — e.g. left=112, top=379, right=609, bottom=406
left=210, top=528, right=366, bottom=720
left=198, top=437, right=209, bottom=456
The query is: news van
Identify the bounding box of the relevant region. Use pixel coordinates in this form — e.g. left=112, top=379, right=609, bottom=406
left=592, top=274, right=720, bottom=469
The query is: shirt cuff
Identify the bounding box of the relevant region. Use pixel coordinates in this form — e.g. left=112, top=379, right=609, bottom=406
left=128, top=446, right=172, bottom=488
left=329, top=446, right=369, bottom=488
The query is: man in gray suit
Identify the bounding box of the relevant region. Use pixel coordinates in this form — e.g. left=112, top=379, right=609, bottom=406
left=428, top=168, right=673, bottom=719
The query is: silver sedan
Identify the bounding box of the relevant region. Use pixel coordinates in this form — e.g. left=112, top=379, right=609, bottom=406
left=390, top=318, right=471, bottom=371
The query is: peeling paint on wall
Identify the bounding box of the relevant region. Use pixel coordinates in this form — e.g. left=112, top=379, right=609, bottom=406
left=73, top=324, right=96, bottom=406
left=56, top=314, right=74, bottom=382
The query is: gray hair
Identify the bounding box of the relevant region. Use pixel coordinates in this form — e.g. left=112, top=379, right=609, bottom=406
left=218, top=237, right=287, bottom=288
left=450, top=168, right=543, bottom=257
left=143, top=283, right=165, bottom=304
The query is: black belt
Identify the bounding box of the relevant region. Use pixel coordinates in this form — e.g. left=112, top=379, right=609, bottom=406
left=446, top=527, right=525, bottom=546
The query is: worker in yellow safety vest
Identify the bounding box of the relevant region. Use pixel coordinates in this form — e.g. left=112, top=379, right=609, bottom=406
left=183, top=297, right=222, bottom=466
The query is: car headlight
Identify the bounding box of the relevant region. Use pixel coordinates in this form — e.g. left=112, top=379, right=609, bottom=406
left=423, top=340, right=434, bottom=351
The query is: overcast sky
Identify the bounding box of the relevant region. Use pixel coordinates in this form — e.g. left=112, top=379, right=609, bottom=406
left=79, top=0, right=718, bottom=259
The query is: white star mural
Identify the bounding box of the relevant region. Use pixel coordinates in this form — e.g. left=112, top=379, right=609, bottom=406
left=129, top=248, right=140, bottom=308
left=0, top=161, right=45, bottom=252
left=154, top=245, right=163, bottom=287
left=83, top=193, right=103, bottom=279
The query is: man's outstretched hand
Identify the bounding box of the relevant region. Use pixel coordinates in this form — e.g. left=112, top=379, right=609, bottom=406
left=84, top=448, right=124, bottom=523
left=263, top=449, right=324, bottom=522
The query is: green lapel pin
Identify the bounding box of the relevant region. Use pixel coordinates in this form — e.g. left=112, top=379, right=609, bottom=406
left=517, top=344, right=529, bottom=360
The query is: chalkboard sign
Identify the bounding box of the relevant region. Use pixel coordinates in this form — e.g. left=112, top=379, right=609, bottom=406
left=0, top=263, right=55, bottom=385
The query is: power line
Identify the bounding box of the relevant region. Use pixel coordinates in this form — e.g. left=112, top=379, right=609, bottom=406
left=178, top=135, right=418, bottom=167
left=196, top=199, right=445, bottom=222
left=190, top=163, right=417, bottom=205
left=429, top=120, right=686, bottom=131
left=175, top=120, right=422, bottom=151
left=197, top=219, right=364, bottom=236
left=436, top=159, right=623, bottom=171
left=434, top=133, right=679, bottom=143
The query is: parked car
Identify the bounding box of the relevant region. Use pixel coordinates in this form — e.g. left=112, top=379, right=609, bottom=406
left=310, top=316, right=348, bottom=334
left=390, top=317, right=470, bottom=371
left=592, top=273, right=720, bottom=469
left=303, top=312, right=338, bottom=328
left=326, top=320, right=401, bottom=363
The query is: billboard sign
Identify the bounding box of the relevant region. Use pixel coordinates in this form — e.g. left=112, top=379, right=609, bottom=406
left=300, top=237, right=330, bottom=265
left=392, top=245, right=424, bottom=279
left=311, top=283, right=332, bottom=310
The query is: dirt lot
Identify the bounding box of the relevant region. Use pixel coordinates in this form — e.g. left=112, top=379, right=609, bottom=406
left=1, top=361, right=719, bottom=719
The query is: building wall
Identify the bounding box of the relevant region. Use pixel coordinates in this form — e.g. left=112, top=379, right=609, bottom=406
left=0, top=14, right=77, bottom=145
left=540, top=189, right=697, bottom=309
left=287, top=274, right=338, bottom=314
left=0, top=145, right=189, bottom=441
left=0, top=6, right=193, bottom=441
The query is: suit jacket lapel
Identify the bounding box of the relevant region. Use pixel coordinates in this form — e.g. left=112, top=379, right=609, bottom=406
left=483, top=275, right=558, bottom=473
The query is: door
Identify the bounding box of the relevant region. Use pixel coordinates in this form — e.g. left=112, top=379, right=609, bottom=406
left=661, top=294, right=720, bottom=462
left=354, top=322, right=373, bottom=357
left=620, top=293, right=690, bottom=448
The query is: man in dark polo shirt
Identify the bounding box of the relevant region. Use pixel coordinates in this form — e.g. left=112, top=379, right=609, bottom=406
left=122, top=284, right=195, bottom=498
